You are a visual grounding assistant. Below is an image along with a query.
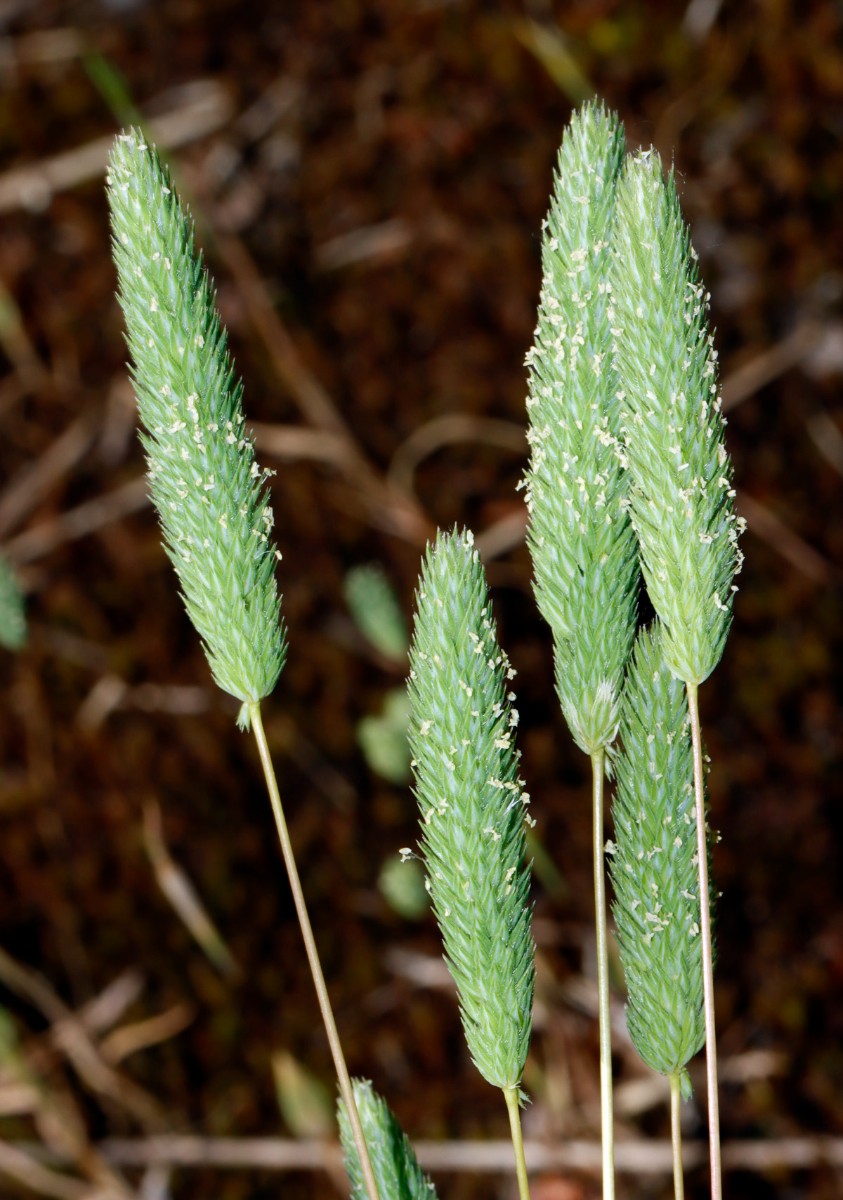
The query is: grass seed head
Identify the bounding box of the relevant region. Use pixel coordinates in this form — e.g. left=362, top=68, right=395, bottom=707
left=524, top=99, right=639, bottom=754
left=107, top=129, right=286, bottom=720
left=610, top=149, right=744, bottom=685
left=338, top=1079, right=438, bottom=1200
left=611, top=622, right=709, bottom=1081
left=408, top=528, right=535, bottom=1092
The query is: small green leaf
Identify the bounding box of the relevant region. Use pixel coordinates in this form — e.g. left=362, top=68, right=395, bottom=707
left=358, top=688, right=412, bottom=784
left=378, top=854, right=428, bottom=920
left=0, top=555, right=26, bottom=651
left=272, top=1050, right=335, bottom=1139
left=345, top=564, right=408, bottom=664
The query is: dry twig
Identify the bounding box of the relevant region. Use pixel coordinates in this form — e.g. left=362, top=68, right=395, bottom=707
left=0, top=82, right=233, bottom=214
left=0, top=946, right=162, bottom=1130
left=0, top=416, right=97, bottom=540
left=212, top=232, right=431, bottom=544
left=75, top=1133, right=843, bottom=1177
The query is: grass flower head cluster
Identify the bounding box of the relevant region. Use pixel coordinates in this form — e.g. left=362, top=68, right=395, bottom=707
left=339, top=1080, right=437, bottom=1200
left=522, top=106, right=742, bottom=1200
left=408, top=527, right=535, bottom=1093
left=611, top=623, right=706, bottom=1088
left=107, top=129, right=286, bottom=721
left=523, top=100, right=638, bottom=755
left=610, top=150, right=744, bottom=686
left=101, top=102, right=746, bottom=1200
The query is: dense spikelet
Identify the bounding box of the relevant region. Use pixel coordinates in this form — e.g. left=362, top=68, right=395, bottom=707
left=408, top=529, right=535, bottom=1091
left=610, top=150, right=744, bottom=685
left=523, top=100, right=639, bottom=755
left=339, top=1079, right=438, bottom=1200
left=107, top=129, right=286, bottom=721
left=610, top=623, right=707, bottom=1085
left=0, top=555, right=26, bottom=651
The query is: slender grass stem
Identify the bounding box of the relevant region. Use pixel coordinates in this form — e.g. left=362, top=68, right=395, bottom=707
left=503, top=1086, right=531, bottom=1200
left=248, top=703, right=380, bottom=1200
left=685, top=683, right=722, bottom=1200
left=669, top=1072, right=685, bottom=1200
left=591, top=748, right=615, bottom=1200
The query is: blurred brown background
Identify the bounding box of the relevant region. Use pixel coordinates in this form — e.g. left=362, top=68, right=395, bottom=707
left=0, top=1, right=841, bottom=1198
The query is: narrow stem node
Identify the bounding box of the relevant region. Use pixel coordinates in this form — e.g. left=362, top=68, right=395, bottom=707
left=249, top=703, right=380, bottom=1200
left=591, top=749, right=615, bottom=1200
left=503, top=1086, right=532, bottom=1200
left=685, top=682, right=722, bottom=1200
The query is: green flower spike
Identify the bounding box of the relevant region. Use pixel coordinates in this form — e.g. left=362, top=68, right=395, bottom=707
left=408, top=528, right=535, bottom=1093
left=610, top=149, right=744, bottom=686
left=339, top=1080, right=438, bottom=1200
left=523, top=99, right=638, bottom=756
left=610, top=623, right=708, bottom=1090
left=107, top=129, right=286, bottom=724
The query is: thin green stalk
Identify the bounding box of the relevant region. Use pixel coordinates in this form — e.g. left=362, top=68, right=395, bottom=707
left=685, top=683, right=721, bottom=1200
left=669, top=1072, right=685, bottom=1200
left=504, top=1086, right=531, bottom=1200
left=248, top=702, right=380, bottom=1200
left=591, top=749, right=615, bottom=1200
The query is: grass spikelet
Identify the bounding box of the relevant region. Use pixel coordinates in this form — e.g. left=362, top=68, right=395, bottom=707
left=523, top=100, right=638, bottom=754
left=408, top=528, right=535, bottom=1092
left=339, top=1079, right=438, bottom=1200
left=610, top=623, right=707, bottom=1083
left=609, top=149, right=744, bottom=686
left=107, top=129, right=286, bottom=721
